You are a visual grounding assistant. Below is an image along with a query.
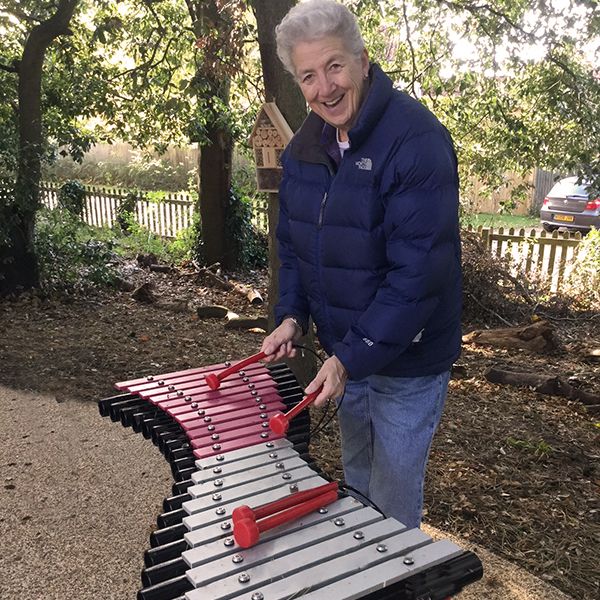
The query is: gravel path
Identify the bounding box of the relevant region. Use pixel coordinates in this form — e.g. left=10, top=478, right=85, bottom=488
left=0, top=385, right=573, bottom=600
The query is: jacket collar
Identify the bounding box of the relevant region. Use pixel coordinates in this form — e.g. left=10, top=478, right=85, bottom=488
left=288, top=63, right=393, bottom=166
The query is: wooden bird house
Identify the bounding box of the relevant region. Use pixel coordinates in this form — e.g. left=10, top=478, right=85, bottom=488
left=249, top=103, right=293, bottom=193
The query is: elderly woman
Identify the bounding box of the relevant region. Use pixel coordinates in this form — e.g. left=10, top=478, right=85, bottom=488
left=261, top=0, right=461, bottom=529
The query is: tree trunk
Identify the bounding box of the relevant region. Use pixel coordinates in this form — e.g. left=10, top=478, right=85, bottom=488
left=1, top=0, right=79, bottom=295
left=252, top=0, right=316, bottom=386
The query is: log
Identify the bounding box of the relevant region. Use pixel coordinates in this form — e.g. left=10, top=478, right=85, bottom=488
left=149, top=264, right=173, bottom=273
left=484, top=367, right=600, bottom=406
left=462, top=320, right=557, bottom=353
left=224, top=316, right=268, bottom=331
left=196, top=305, right=230, bottom=319
left=198, top=267, right=233, bottom=291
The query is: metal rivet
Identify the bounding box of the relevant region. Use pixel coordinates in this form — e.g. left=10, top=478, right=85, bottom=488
left=254, top=396, right=262, bottom=402
left=260, top=413, right=267, bottom=419
left=266, top=442, right=274, bottom=448
left=177, top=390, right=184, bottom=396
left=260, top=433, right=269, bottom=439
left=269, top=452, right=278, bottom=458
left=208, top=424, right=216, bottom=431
left=282, top=473, right=291, bottom=480
left=318, top=507, right=328, bottom=514
left=251, top=593, right=264, bottom=600
left=353, top=531, right=364, bottom=540
left=403, top=556, right=414, bottom=565
left=216, top=455, right=225, bottom=461
left=212, top=493, right=222, bottom=501
left=191, top=402, right=198, bottom=409
left=238, top=572, right=250, bottom=583
left=275, top=462, right=284, bottom=469
left=225, top=361, right=232, bottom=367
left=259, top=404, right=267, bottom=410
left=197, top=409, right=205, bottom=416
left=248, top=383, right=255, bottom=390
left=158, top=380, right=165, bottom=385
left=238, top=370, right=245, bottom=376
left=376, top=544, right=388, bottom=553
left=289, top=483, right=298, bottom=492
left=216, top=507, right=226, bottom=515
left=185, top=396, right=192, bottom=402
left=261, top=422, right=269, bottom=428
left=146, top=376, right=154, bottom=381
left=242, top=377, right=249, bottom=383
left=221, top=521, right=231, bottom=530
left=213, top=467, right=222, bottom=474
left=212, top=434, right=220, bottom=440
left=204, top=416, right=212, bottom=423
left=168, top=385, right=175, bottom=391
left=213, top=444, right=222, bottom=450
left=224, top=537, right=234, bottom=547
left=251, top=391, right=258, bottom=396
left=232, top=554, right=244, bottom=564
left=214, top=479, right=223, bottom=487
left=334, top=518, right=345, bottom=527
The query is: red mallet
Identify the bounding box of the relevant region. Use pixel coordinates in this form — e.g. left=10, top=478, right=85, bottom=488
left=232, top=481, right=338, bottom=525
left=204, top=351, right=267, bottom=390
left=233, top=488, right=339, bottom=548
left=269, top=386, right=323, bottom=435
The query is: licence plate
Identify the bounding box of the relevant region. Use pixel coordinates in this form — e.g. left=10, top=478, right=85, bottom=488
left=555, top=214, right=574, bottom=222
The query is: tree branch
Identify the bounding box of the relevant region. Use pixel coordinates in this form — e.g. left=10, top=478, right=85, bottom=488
left=2, top=7, right=42, bottom=24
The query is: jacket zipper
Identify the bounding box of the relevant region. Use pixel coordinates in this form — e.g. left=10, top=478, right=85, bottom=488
left=318, top=192, right=328, bottom=228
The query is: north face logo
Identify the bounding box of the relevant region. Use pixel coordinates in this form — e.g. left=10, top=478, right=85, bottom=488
left=355, top=158, right=372, bottom=171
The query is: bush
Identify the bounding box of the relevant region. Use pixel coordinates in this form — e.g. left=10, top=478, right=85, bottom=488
left=562, top=228, right=600, bottom=310
left=57, top=180, right=86, bottom=217
left=35, top=208, right=117, bottom=295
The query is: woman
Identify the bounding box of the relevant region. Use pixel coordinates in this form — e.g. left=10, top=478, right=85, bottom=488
left=261, top=0, right=461, bottom=529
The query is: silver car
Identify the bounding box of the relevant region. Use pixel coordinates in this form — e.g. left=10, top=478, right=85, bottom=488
left=540, top=177, right=600, bottom=233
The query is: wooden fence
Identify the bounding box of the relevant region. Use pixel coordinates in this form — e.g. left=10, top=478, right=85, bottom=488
left=40, top=182, right=269, bottom=237
left=469, top=225, right=583, bottom=292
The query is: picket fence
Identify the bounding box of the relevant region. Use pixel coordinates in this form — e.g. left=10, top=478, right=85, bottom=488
left=468, top=225, right=583, bottom=292
left=39, top=182, right=269, bottom=237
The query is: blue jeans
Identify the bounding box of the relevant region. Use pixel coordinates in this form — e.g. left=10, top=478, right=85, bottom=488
left=337, top=371, right=450, bottom=529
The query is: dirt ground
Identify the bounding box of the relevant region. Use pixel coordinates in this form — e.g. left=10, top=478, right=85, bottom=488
left=0, top=262, right=598, bottom=599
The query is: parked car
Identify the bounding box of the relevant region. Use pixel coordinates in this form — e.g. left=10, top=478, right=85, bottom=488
left=540, top=176, right=600, bottom=233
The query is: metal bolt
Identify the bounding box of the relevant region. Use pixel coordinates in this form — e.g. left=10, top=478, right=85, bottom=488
left=168, top=385, right=175, bottom=391
left=334, top=518, right=345, bottom=527
left=158, top=380, right=165, bottom=385
left=211, top=434, right=220, bottom=441
left=177, top=390, right=184, bottom=396
left=208, top=424, right=216, bottom=431
left=224, top=537, right=234, bottom=547
left=289, top=483, right=298, bottom=492
left=238, top=572, right=251, bottom=584
left=403, top=556, right=414, bottom=565
left=260, top=433, right=269, bottom=439
left=248, top=383, right=255, bottom=390
left=216, top=507, right=226, bottom=515
left=243, top=377, right=249, bottom=383
left=266, top=442, right=274, bottom=448
left=146, top=376, right=154, bottom=381
left=221, top=521, right=231, bottom=530
left=213, top=444, right=222, bottom=451
left=259, top=404, right=267, bottom=410
left=214, top=479, right=223, bottom=487
left=318, top=507, right=328, bottom=514
left=225, top=361, right=232, bottom=367
left=255, top=396, right=262, bottom=402
left=376, top=544, right=388, bottom=553
left=251, top=593, right=264, bottom=600
left=353, top=531, right=364, bottom=540
left=268, top=452, right=278, bottom=458
left=212, top=493, right=222, bottom=501
left=191, top=402, right=198, bottom=409
left=213, top=467, right=222, bottom=474
left=260, top=413, right=267, bottom=419
left=282, top=473, right=292, bottom=480
left=185, top=396, right=192, bottom=402
left=275, top=462, right=284, bottom=469
left=232, top=554, right=244, bottom=564
left=216, top=455, right=225, bottom=461
left=197, top=409, right=205, bottom=416
left=261, top=422, right=269, bottom=428
left=238, top=370, right=245, bottom=376
left=204, top=416, right=212, bottom=423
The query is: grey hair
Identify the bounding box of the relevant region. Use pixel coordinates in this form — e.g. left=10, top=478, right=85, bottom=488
left=276, top=0, right=366, bottom=76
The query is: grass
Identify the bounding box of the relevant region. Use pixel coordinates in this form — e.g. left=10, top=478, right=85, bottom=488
left=462, top=212, right=540, bottom=230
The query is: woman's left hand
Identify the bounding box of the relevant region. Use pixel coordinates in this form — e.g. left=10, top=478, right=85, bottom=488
left=305, top=355, right=348, bottom=407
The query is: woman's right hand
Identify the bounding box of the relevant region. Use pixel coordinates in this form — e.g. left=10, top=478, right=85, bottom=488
left=260, top=318, right=301, bottom=362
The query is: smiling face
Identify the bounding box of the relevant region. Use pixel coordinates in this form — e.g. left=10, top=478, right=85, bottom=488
left=291, top=36, right=369, bottom=142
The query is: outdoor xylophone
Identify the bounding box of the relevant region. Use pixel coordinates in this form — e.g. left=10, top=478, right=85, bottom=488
left=98, top=354, right=483, bottom=600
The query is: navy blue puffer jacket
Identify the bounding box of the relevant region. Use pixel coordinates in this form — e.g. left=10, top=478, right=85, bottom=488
left=275, top=64, right=462, bottom=381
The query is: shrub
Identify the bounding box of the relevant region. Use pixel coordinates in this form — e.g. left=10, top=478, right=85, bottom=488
left=57, top=180, right=86, bottom=217
left=562, top=228, right=600, bottom=310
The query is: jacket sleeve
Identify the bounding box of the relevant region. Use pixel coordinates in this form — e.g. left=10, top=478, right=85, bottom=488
left=332, top=128, right=460, bottom=380
left=273, top=161, right=310, bottom=333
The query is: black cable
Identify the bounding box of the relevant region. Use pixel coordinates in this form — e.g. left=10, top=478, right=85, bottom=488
left=341, top=484, right=385, bottom=515
left=292, top=343, right=325, bottom=365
